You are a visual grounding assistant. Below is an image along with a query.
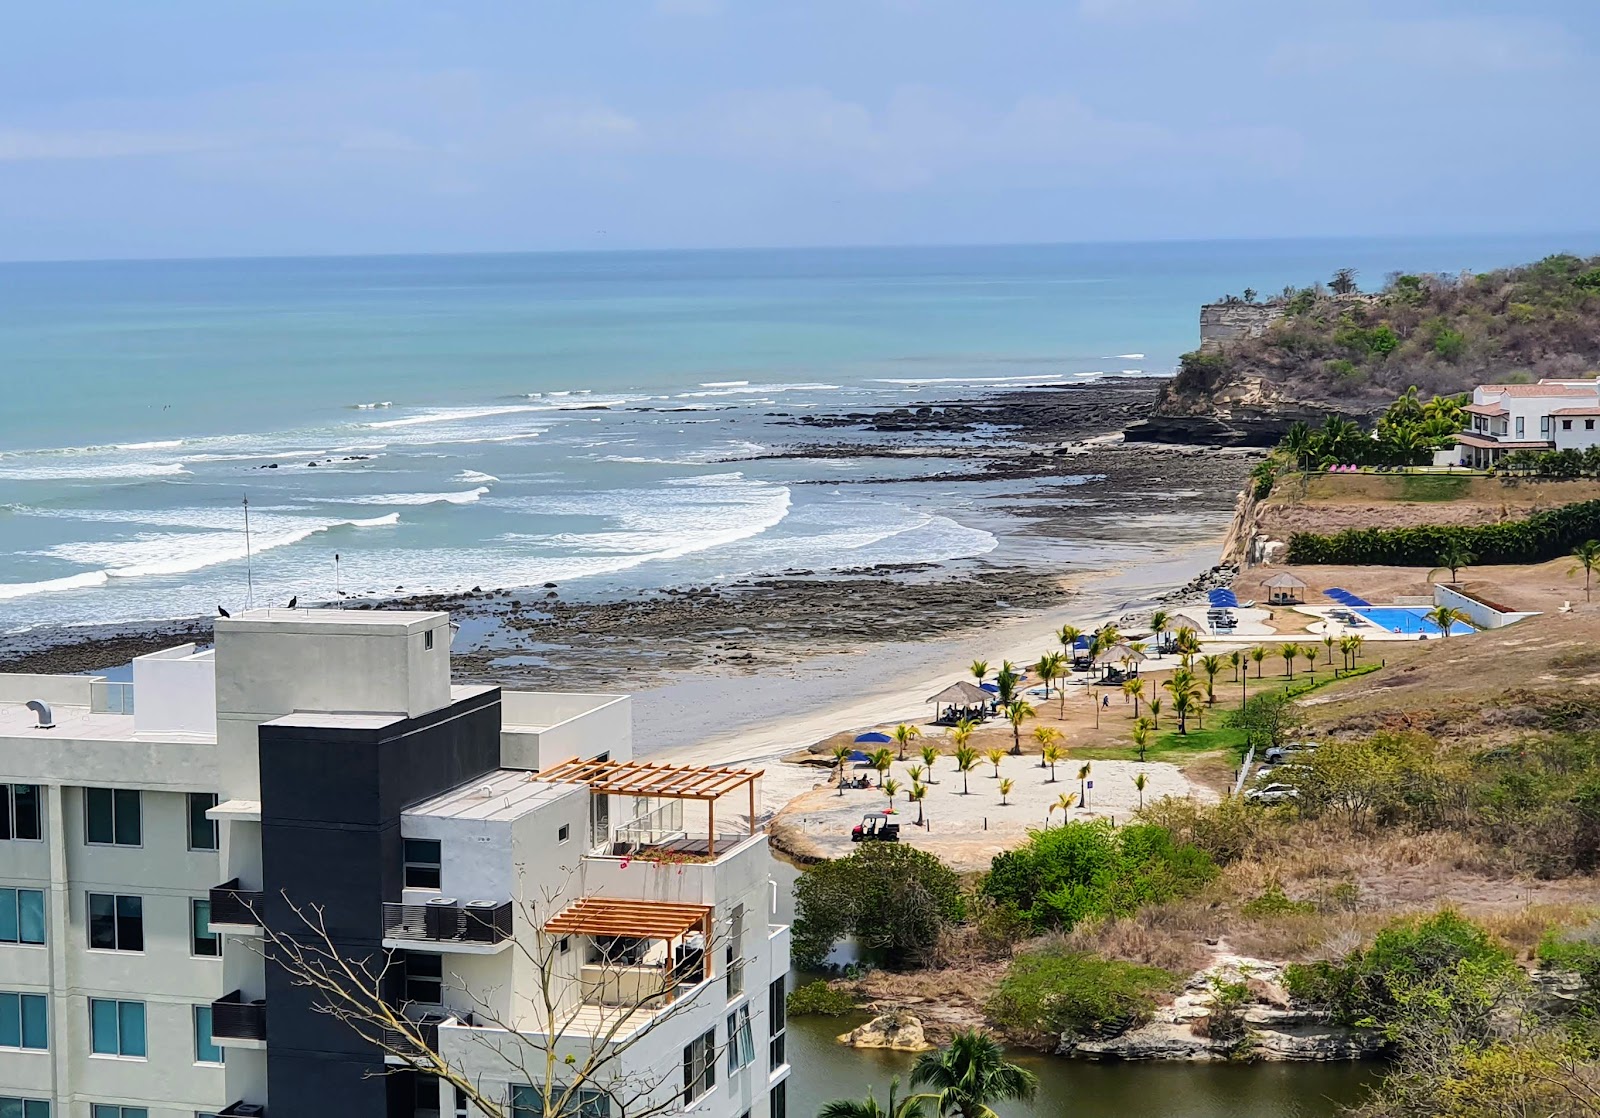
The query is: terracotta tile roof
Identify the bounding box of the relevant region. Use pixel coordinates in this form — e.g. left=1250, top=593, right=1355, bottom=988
left=1455, top=434, right=1554, bottom=449
left=1551, top=408, right=1600, bottom=416
left=1479, top=384, right=1596, bottom=398
left=1464, top=403, right=1508, bottom=416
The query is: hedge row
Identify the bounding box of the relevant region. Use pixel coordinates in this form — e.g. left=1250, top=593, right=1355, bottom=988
left=1286, top=498, right=1600, bottom=566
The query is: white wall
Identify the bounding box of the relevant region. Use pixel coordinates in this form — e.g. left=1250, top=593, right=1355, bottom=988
left=133, top=647, right=216, bottom=738
left=0, top=675, right=96, bottom=706
left=1553, top=416, right=1600, bottom=451
left=500, top=692, right=632, bottom=769
left=1434, top=584, right=1542, bottom=629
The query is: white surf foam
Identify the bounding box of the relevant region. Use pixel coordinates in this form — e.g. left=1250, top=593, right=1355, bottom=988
left=0, top=570, right=112, bottom=601
left=1112, top=353, right=1146, bottom=360
left=0, top=461, right=188, bottom=481
left=366, top=405, right=541, bottom=429
left=699, top=380, right=750, bottom=388
left=336, top=487, right=489, bottom=507
left=455, top=470, right=500, bottom=484
left=115, top=439, right=184, bottom=451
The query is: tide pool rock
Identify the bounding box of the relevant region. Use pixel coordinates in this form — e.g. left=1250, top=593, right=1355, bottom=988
left=839, top=1012, right=934, bottom=1052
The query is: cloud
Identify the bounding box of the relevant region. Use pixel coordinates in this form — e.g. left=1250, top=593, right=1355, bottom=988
left=1270, top=16, right=1571, bottom=76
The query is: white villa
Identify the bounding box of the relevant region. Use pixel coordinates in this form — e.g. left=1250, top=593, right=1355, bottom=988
left=1453, top=379, right=1600, bottom=468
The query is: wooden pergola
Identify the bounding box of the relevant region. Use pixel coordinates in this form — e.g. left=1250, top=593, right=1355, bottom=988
left=537, top=757, right=764, bottom=857
left=545, top=897, right=715, bottom=996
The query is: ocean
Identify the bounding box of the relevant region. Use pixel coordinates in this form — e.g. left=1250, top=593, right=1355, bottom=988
left=2, top=234, right=1595, bottom=636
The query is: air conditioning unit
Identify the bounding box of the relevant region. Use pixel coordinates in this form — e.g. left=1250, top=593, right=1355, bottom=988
left=424, top=898, right=462, bottom=940
left=465, top=899, right=498, bottom=910
left=228, top=1105, right=267, bottom=1118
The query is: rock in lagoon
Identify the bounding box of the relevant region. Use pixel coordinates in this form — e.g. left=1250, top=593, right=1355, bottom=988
left=838, top=1012, right=934, bottom=1052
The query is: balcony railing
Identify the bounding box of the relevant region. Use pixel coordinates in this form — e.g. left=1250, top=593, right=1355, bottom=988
left=211, top=990, right=268, bottom=1041
left=383, top=900, right=512, bottom=946
left=210, top=879, right=265, bottom=927
left=380, top=1011, right=448, bottom=1061
left=89, top=681, right=135, bottom=715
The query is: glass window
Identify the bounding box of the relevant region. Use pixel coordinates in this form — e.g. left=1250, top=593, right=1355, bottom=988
left=0, top=1099, right=50, bottom=1118
left=404, top=951, right=443, bottom=1004
left=0, top=890, right=44, bottom=945
left=726, top=1004, right=753, bottom=1074
left=726, top=904, right=745, bottom=998
left=193, top=1006, right=223, bottom=1064
left=89, top=999, right=144, bottom=1057
left=187, top=794, right=219, bottom=852
left=0, top=992, right=47, bottom=1050
left=191, top=899, right=220, bottom=957
left=88, top=894, right=143, bottom=952
left=11, top=787, right=40, bottom=842
left=92, top=1109, right=147, bottom=1118
left=768, top=976, right=787, bottom=1069
left=682, top=1027, right=716, bottom=1104
left=84, top=789, right=140, bottom=847
left=512, top=1085, right=607, bottom=1118
left=770, top=1080, right=787, bottom=1118
left=403, top=839, right=442, bottom=890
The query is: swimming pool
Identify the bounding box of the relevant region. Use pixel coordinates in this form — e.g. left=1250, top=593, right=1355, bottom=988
left=1356, top=606, right=1475, bottom=636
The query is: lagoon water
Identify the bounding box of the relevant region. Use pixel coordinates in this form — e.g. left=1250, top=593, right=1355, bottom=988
left=2, top=234, right=1593, bottom=635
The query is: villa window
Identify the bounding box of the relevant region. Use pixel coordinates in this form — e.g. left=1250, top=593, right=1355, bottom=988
left=1543, top=416, right=1552, bottom=435
left=187, top=793, right=219, bottom=851
left=769, top=976, right=787, bottom=1069
left=1588, top=420, right=1596, bottom=431
left=0, top=992, right=48, bottom=1050
left=1516, top=417, right=1525, bottom=438
left=193, top=1005, right=223, bottom=1065
left=682, top=1027, right=717, bottom=1105
left=403, top=951, right=443, bottom=1004
left=0, top=1097, right=48, bottom=1118
left=403, top=839, right=442, bottom=890
left=191, top=899, right=220, bottom=958
left=0, top=785, right=42, bottom=842
left=0, top=889, right=45, bottom=945
left=1564, top=420, right=1574, bottom=430
left=726, top=1004, right=754, bottom=1074
left=84, top=788, right=141, bottom=847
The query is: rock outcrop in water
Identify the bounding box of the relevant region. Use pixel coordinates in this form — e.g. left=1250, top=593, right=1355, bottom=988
left=839, top=1011, right=934, bottom=1052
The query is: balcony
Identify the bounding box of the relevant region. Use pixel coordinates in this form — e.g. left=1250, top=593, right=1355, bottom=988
left=210, top=879, right=265, bottom=930
left=382, top=899, right=513, bottom=952
left=218, top=1104, right=266, bottom=1118
left=211, top=990, right=268, bottom=1046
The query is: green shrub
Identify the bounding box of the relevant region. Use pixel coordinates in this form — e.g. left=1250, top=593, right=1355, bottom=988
left=786, top=980, right=858, bottom=1017
left=792, top=842, right=967, bottom=969
left=987, top=949, right=1175, bottom=1042
left=1241, top=885, right=1315, bottom=917
left=980, top=820, right=1216, bottom=931
left=1433, top=328, right=1467, bottom=361
left=1287, top=498, right=1600, bottom=566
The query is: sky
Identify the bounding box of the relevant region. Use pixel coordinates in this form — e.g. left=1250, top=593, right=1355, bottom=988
left=2, top=0, right=1596, bottom=260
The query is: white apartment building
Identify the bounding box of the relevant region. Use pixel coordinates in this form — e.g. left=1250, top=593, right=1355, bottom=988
left=1453, top=379, right=1600, bottom=467
left=0, top=609, right=790, bottom=1118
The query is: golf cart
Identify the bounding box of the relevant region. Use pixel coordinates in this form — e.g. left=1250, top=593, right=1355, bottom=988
left=850, top=812, right=901, bottom=843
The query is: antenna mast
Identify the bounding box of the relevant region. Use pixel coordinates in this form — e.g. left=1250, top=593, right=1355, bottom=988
left=243, top=495, right=255, bottom=610
left=334, top=552, right=342, bottom=603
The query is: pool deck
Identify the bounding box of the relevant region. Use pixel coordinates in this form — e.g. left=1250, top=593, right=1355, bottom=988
left=1172, top=603, right=1474, bottom=645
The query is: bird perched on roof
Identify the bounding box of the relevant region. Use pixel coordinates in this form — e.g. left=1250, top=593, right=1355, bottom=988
left=287, top=596, right=298, bottom=609
left=217, top=605, right=230, bottom=618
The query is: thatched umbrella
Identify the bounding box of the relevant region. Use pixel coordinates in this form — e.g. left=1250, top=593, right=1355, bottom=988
left=926, top=680, right=990, bottom=722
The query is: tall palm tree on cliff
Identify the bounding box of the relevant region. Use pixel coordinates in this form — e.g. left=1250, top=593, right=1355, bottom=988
left=911, top=1029, right=1039, bottom=1118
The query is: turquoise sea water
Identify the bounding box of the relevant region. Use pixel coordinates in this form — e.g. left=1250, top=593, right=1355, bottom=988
left=2, top=235, right=1595, bottom=634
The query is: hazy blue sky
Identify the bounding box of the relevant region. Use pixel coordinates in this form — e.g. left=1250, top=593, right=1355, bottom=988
left=3, top=1, right=1594, bottom=260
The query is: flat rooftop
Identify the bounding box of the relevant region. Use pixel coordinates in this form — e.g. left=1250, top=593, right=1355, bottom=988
left=406, top=768, right=575, bottom=823
left=216, top=607, right=447, bottom=633
left=0, top=703, right=143, bottom=742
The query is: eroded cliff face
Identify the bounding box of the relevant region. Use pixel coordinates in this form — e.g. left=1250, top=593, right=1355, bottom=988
left=1127, top=372, right=1354, bottom=446
left=1198, top=303, right=1285, bottom=353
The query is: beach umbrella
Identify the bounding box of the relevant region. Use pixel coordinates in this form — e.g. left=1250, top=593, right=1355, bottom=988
left=979, top=683, right=1000, bottom=693
left=847, top=750, right=872, bottom=763
left=853, top=732, right=893, bottom=744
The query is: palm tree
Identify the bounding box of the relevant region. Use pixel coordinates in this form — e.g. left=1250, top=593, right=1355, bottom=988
left=1228, top=649, right=1242, bottom=682
left=1339, top=633, right=1355, bottom=671
left=1198, top=654, right=1224, bottom=705
left=953, top=744, right=979, bottom=795
left=907, top=764, right=925, bottom=785
left=1322, top=634, right=1335, bottom=664
left=1131, top=718, right=1152, bottom=763
left=1148, top=696, right=1162, bottom=730
left=1121, top=676, right=1143, bottom=715
left=1282, top=420, right=1314, bottom=472
left=1046, top=791, right=1076, bottom=827
left=994, top=662, right=1021, bottom=705
left=1301, top=644, right=1318, bottom=677
left=1077, top=762, right=1092, bottom=808
left=1004, top=699, right=1034, bottom=755
left=892, top=722, right=921, bottom=761
left=1035, top=652, right=1064, bottom=698
left=1040, top=739, right=1065, bottom=782
left=983, top=747, right=1005, bottom=778
left=830, top=744, right=853, bottom=795
left=821, top=1076, right=926, bottom=1118
left=998, top=778, right=1014, bottom=807
left=1280, top=642, right=1298, bottom=679
left=1571, top=539, right=1600, bottom=602
left=1173, top=627, right=1201, bottom=668
left=920, top=743, right=941, bottom=784
left=908, top=782, right=928, bottom=826
left=1350, top=634, right=1365, bottom=663
left=1431, top=542, right=1477, bottom=585
left=970, top=659, right=989, bottom=684
left=1163, top=668, right=1202, bottom=735
left=1424, top=605, right=1467, bottom=638
left=869, top=747, right=894, bottom=788
left=1251, top=645, right=1267, bottom=678
left=1149, top=609, right=1171, bottom=653
left=1057, top=624, right=1083, bottom=656
left=1132, top=771, right=1148, bottom=810
left=883, top=777, right=902, bottom=810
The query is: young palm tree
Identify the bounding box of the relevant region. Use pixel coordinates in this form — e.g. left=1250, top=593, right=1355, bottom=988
left=1034, top=652, right=1062, bottom=699
left=1351, top=634, right=1365, bottom=663
left=892, top=722, right=921, bottom=761
left=1300, top=644, right=1318, bottom=677
left=908, top=782, right=928, bottom=826
left=821, top=1076, right=926, bottom=1118
left=1077, top=762, right=1092, bottom=808
left=953, top=744, right=980, bottom=795
left=998, top=778, right=1014, bottom=807
left=831, top=744, right=853, bottom=795
left=1004, top=698, right=1034, bottom=756
left=1431, top=541, right=1477, bottom=585
left=983, top=747, right=1005, bottom=778
left=1040, top=740, right=1065, bottom=783
left=969, top=659, right=989, bottom=684
left=1251, top=646, right=1267, bottom=678
left=1338, top=633, right=1355, bottom=671
left=920, top=742, right=941, bottom=784
left=883, top=777, right=902, bottom=810
left=1148, top=696, right=1162, bottom=730
left=1131, top=718, right=1152, bottom=763
left=1132, top=771, right=1148, bottom=809
left=1163, top=668, right=1202, bottom=735
left=1322, top=633, right=1335, bottom=664
left=1228, top=649, right=1243, bottom=682
left=1280, top=642, right=1298, bottom=679
left=1571, top=539, right=1600, bottom=602
left=1173, top=627, right=1201, bottom=668
left=1057, top=624, right=1083, bottom=656
left=907, top=764, right=925, bottom=783
left=1424, top=605, right=1467, bottom=638
left=869, top=747, right=894, bottom=788
left=1121, top=676, right=1143, bottom=715
left=1045, top=791, right=1076, bottom=827
left=1198, top=654, right=1224, bottom=705
left=1149, top=609, right=1171, bottom=653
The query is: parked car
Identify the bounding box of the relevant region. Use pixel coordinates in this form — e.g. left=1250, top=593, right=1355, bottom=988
left=1245, top=783, right=1299, bottom=805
